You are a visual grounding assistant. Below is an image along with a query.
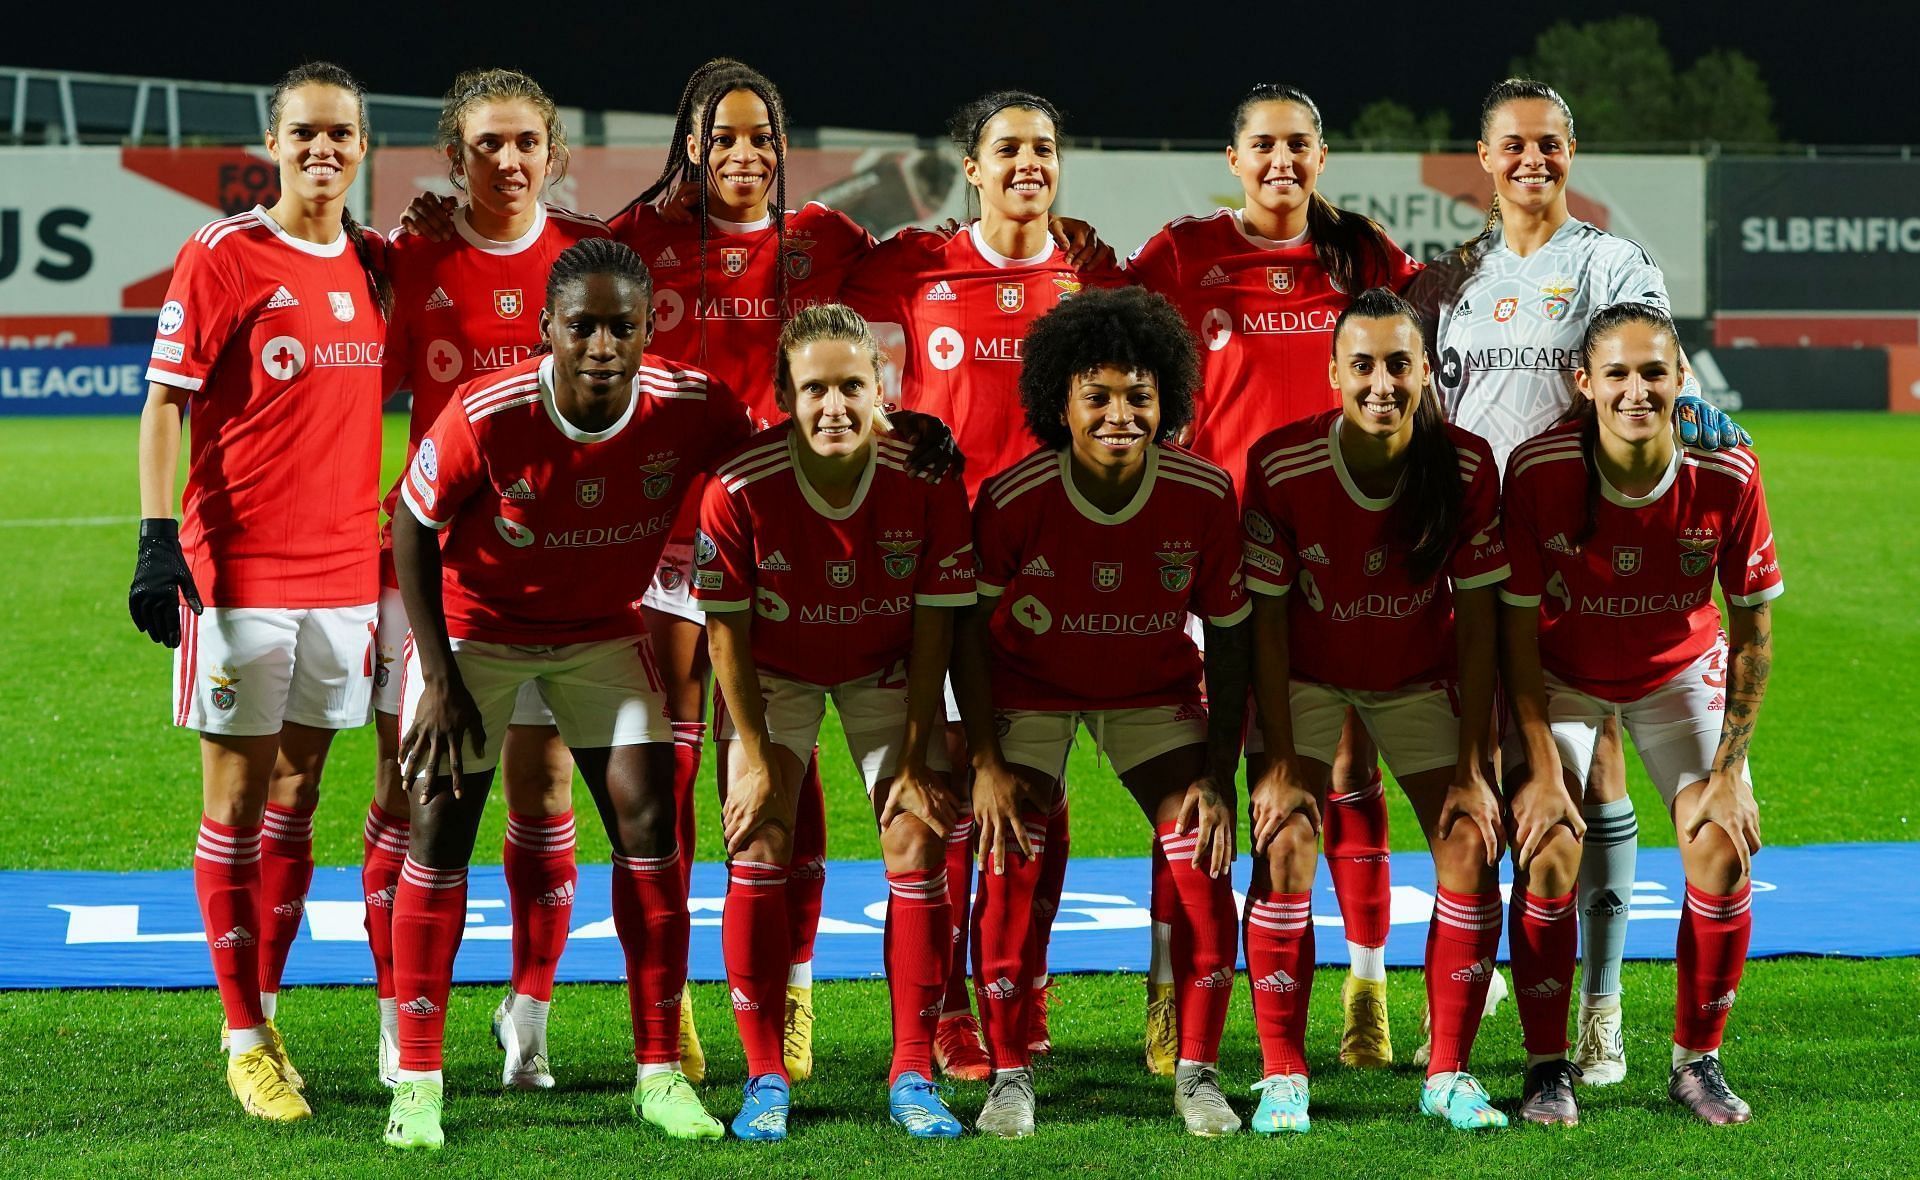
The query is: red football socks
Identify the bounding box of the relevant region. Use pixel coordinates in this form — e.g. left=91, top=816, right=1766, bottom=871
left=256, top=802, right=314, bottom=995
left=787, top=755, right=828, bottom=978
left=1675, top=883, right=1752, bottom=1052
left=503, top=810, right=576, bottom=1002
left=195, top=815, right=266, bottom=1030
left=885, top=867, right=951, bottom=1082
left=1157, top=823, right=1236, bottom=1062
left=1324, top=772, right=1391, bottom=952
left=1425, top=886, right=1502, bottom=1075
left=1510, top=888, right=1579, bottom=1056
left=360, top=803, right=409, bottom=1000
left=1029, top=794, right=1070, bottom=985
left=941, top=813, right=976, bottom=1015
left=724, top=858, right=792, bottom=1078
left=1244, top=882, right=1314, bottom=1076
left=671, top=721, right=704, bottom=894
left=971, top=810, right=1047, bottom=1070
left=613, top=848, right=691, bottom=1065
left=391, top=857, right=468, bottom=1071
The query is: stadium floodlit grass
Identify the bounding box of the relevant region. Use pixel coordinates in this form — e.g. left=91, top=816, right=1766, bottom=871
left=2, top=412, right=1917, bottom=1173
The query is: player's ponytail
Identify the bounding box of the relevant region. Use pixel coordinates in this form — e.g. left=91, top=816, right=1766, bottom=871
left=1330, top=288, right=1460, bottom=583
left=1455, top=79, right=1575, bottom=280
left=267, top=62, right=390, bottom=319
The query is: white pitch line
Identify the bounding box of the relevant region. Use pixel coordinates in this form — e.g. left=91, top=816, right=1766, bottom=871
left=0, top=514, right=140, bottom=528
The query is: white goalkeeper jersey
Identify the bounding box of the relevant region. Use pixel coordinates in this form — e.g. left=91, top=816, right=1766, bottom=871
left=1408, top=217, right=1671, bottom=472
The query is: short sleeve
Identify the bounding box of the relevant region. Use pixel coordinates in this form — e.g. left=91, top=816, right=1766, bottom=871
left=1449, top=439, right=1510, bottom=590
left=1600, top=238, right=1670, bottom=314
left=971, top=492, right=1018, bottom=599
left=1239, top=458, right=1294, bottom=597
left=144, top=237, right=244, bottom=392
left=401, top=400, right=483, bottom=530
left=916, top=477, right=977, bottom=607
left=838, top=235, right=913, bottom=326
left=1196, top=488, right=1252, bottom=627
left=1123, top=226, right=1181, bottom=295
left=1498, top=475, right=1545, bottom=608
left=692, top=477, right=754, bottom=612
left=1721, top=455, right=1784, bottom=607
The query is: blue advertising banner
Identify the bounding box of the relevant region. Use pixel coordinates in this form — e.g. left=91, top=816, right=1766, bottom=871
left=0, top=345, right=152, bottom=414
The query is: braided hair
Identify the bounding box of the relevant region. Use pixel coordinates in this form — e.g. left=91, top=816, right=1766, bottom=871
left=1452, top=79, right=1576, bottom=279
left=266, top=62, right=391, bottom=319
left=544, top=237, right=654, bottom=311
left=619, top=59, right=793, bottom=364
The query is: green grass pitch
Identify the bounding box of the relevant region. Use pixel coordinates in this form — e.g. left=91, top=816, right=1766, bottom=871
left=1, top=412, right=1916, bottom=1174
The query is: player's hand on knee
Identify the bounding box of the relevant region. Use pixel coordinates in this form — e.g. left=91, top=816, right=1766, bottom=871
left=1175, top=773, right=1237, bottom=879
left=970, top=760, right=1033, bottom=875
left=1507, top=764, right=1586, bottom=870
left=401, top=675, right=486, bottom=803
left=1248, top=755, right=1318, bottom=854
left=881, top=760, right=955, bottom=838
left=128, top=518, right=202, bottom=648
left=723, top=759, right=785, bottom=856
left=1439, top=768, right=1505, bottom=867
left=1683, top=772, right=1761, bottom=877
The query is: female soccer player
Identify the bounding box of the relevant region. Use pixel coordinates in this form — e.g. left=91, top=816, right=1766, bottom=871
left=1407, top=78, right=1749, bottom=1081
left=695, top=305, right=977, bottom=1141
left=1127, top=83, right=1424, bottom=1073
left=1239, top=288, right=1512, bottom=1134
left=130, top=61, right=389, bottom=1123
left=956, top=286, right=1249, bottom=1138
left=369, top=66, right=609, bottom=1092
left=841, top=89, right=1127, bottom=1078
left=1499, top=302, right=1778, bottom=1126
left=383, top=239, right=750, bottom=1150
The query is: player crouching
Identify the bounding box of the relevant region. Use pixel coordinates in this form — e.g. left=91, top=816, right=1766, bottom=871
left=1500, top=303, right=1779, bottom=1126
left=958, top=287, right=1251, bottom=1138
left=385, top=240, right=750, bottom=1149
left=1241, top=289, right=1512, bottom=1133
left=695, top=305, right=976, bottom=1141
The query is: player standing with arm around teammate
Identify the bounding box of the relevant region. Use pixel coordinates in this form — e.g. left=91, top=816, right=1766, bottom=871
left=366, top=66, right=609, bottom=1092
left=1127, top=83, right=1424, bottom=1075
left=1499, top=303, right=1778, bottom=1127
left=695, top=305, right=976, bottom=1141
left=383, top=240, right=749, bottom=1150
left=129, top=61, right=389, bottom=1124
left=956, top=287, right=1250, bottom=1139
left=1240, top=289, right=1513, bottom=1134
left=1406, top=78, right=1750, bottom=1080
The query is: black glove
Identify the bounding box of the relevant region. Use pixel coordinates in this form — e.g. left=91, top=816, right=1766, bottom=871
left=885, top=408, right=965, bottom=483
left=129, top=517, right=202, bottom=648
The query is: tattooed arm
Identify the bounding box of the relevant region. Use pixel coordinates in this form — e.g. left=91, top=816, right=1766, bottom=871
left=1681, top=601, right=1771, bottom=874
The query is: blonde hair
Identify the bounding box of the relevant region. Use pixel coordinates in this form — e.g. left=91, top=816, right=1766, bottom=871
left=436, top=67, right=570, bottom=190
left=776, top=304, right=890, bottom=427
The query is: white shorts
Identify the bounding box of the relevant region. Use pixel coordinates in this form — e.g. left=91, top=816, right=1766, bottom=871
left=374, top=587, right=557, bottom=726
left=1508, top=640, right=1750, bottom=808
left=1246, top=679, right=1459, bottom=778
left=718, top=667, right=951, bottom=793
left=173, top=602, right=378, bottom=737
left=400, top=634, right=672, bottom=774
left=997, top=703, right=1207, bottom=782
left=638, top=539, right=703, bottom=625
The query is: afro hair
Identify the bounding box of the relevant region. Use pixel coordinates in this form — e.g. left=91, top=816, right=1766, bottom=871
left=1017, top=285, right=1200, bottom=450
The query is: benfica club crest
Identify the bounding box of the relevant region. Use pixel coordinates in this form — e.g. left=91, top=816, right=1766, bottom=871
left=657, top=560, right=686, bottom=592
left=327, top=291, right=355, bottom=322
left=1052, top=276, right=1082, bottom=302
left=1365, top=545, right=1389, bottom=576
left=1092, top=562, right=1123, bottom=592
left=1494, top=297, right=1518, bottom=323
left=208, top=670, right=241, bottom=712
left=1156, top=549, right=1197, bottom=593
left=494, top=289, right=524, bottom=319
left=721, top=247, right=749, bottom=278
left=1677, top=535, right=1718, bottom=577
left=997, top=282, right=1025, bottom=314
left=1266, top=266, right=1295, bottom=295
left=879, top=537, right=922, bottom=579
left=1613, top=546, right=1643, bottom=576
left=640, top=456, right=679, bottom=500
left=826, top=559, right=856, bottom=588
left=1540, top=280, right=1576, bottom=321
left=575, top=477, right=606, bottom=508
left=783, top=240, right=815, bottom=280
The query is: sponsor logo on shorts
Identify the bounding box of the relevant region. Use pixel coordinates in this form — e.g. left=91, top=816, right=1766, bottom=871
left=400, top=995, right=441, bottom=1016
left=213, top=925, right=256, bottom=949
left=328, top=291, right=355, bottom=322
left=157, top=300, right=186, bottom=335
left=208, top=671, right=241, bottom=712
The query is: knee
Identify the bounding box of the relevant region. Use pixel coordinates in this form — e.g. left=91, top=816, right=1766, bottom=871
left=1263, top=817, right=1318, bottom=885
left=268, top=764, right=322, bottom=813
left=1682, top=824, right=1747, bottom=894
left=1434, top=823, right=1495, bottom=889
left=611, top=793, right=677, bottom=860
left=1521, top=826, right=1584, bottom=896
left=881, top=815, right=943, bottom=870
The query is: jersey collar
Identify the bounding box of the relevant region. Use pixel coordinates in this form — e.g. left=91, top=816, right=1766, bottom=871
left=710, top=211, right=774, bottom=234
left=251, top=206, right=347, bottom=257
left=969, top=221, right=1057, bottom=269
left=1328, top=415, right=1405, bottom=512
left=1229, top=209, right=1310, bottom=251
left=788, top=430, right=876, bottom=520
left=537, top=354, right=639, bottom=443
left=1492, top=215, right=1587, bottom=258
left=1597, top=439, right=1681, bottom=508
left=1058, top=445, right=1158, bottom=526
left=453, top=202, right=548, bottom=255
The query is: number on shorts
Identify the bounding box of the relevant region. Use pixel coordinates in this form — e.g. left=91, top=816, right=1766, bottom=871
left=875, top=658, right=909, bottom=690
left=1702, top=645, right=1727, bottom=689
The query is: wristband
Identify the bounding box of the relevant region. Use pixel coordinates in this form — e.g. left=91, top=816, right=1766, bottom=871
left=139, top=517, right=180, bottom=541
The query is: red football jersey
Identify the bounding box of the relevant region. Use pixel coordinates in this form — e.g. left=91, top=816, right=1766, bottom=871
left=385, top=203, right=610, bottom=441
left=841, top=222, right=1128, bottom=502
left=400, top=353, right=751, bottom=644
left=1241, top=410, right=1508, bottom=691
left=1500, top=426, right=1784, bottom=702
left=607, top=201, right=874, bottom=425
left=692, top=427, right=977, bottom=684
left=144, top=206, right=386, bottom=608
left=1127, top=209, right=1421, bottom=491
left=973, top=445, right=1250, bottom=711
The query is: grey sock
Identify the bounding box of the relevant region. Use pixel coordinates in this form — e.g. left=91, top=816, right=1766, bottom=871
left=1578, top=798, right=1638, bottom=1001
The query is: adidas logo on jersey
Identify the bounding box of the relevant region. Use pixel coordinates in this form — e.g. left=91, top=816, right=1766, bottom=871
left=1253, top=970, right=1300, bottom=994
left=730, top=987, right=759, bottom=1012
left=759, top=550, right=792, bottom=572
left=400, top=995, right=441, bottom=1016
left=265, top=286, right=299, bottom=309
left=272, top=898, right=305, bottom=918
left=1546, top=532, right=1579, bottom=556
left=212, top=925, right=256, bottom=949
left=1456, top=299, right=1472, bottom=316
left=1195, top=967, right=1233, bottom=989
left=1199, top=264, right=1230, bottom=288
left=1021, top=555, right=1055, bottom=577
left=653, top=247, right=681, bottom=268
left=366, top=886, right=395, bottom=908
left=982, top=975, right=1020, bottom=1001
left=1450, top=957, right=1495, bottom=983
left=502, top=478, right=536, bottom=501
left=425, top=286, right=454, bottom=311
left=1299, top=543, right=1331, bottom=565
left=925, top=280, right=958, bottom=302
left=535, top=881, right=575, bottom=907
left=1701, top=989, right=1738, bottom=1012
left=1520, top=978, right=1566, bottom=999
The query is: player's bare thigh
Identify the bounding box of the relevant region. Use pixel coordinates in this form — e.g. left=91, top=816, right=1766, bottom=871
left=643, top=605, right=710, bottom=724
left=1329, top=708, right=1378, bottom=794
left=1584, top=714, right=1629, bottom=805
